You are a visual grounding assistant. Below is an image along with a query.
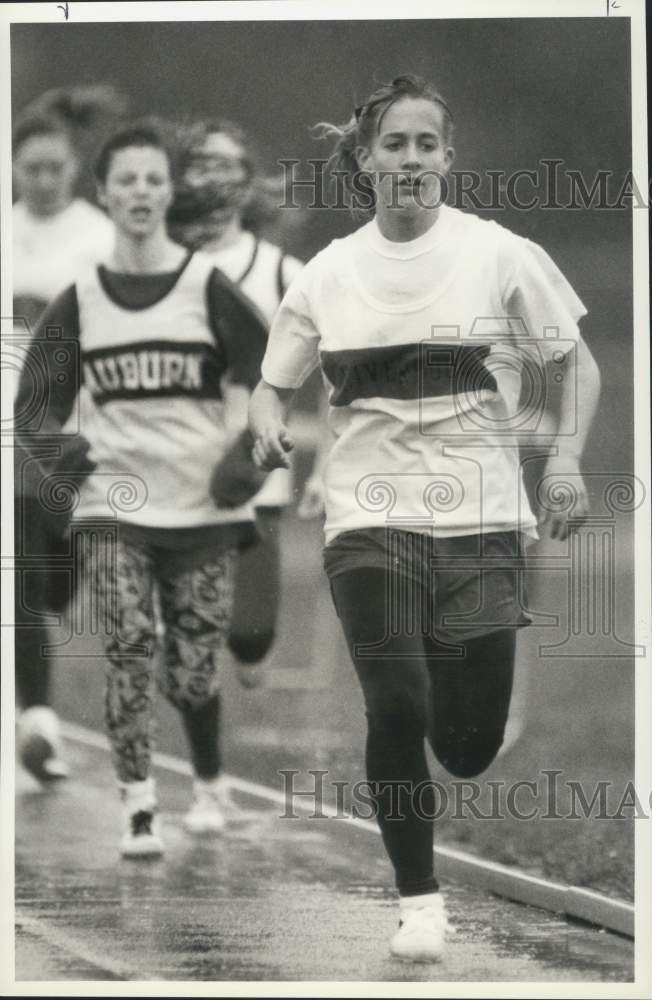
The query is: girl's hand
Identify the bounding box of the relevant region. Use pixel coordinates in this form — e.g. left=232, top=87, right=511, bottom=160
left=538, top=453, right=589, bottom=541
left=252, top=426, right=295, bottom=471
left=210, top=430, right=268, bottom=510
left=297, top=474, right=325, bottom=519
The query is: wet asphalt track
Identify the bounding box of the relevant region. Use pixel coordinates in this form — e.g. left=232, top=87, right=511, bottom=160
left=15, top=734, right=635, bottom=984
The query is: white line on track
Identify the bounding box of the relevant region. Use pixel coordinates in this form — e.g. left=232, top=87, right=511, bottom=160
left=60, top=720, right=382, bottom=832
left=59, top=720, right=635, bottom=939
left=16, top=913, right=134, bottom=981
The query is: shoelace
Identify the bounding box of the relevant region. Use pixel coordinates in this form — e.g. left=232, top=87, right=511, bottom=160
left=131, top=810, right=154, bottom=836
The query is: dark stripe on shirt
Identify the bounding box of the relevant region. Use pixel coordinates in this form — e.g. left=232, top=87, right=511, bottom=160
left=82, top=339, right=227, bottom=404
left=320, top=342, right=496, bottom=407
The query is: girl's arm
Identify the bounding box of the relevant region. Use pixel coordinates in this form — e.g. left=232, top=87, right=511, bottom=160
left=15, top=284, right=82, bottom=438
left=540, top=335, right=601, bottom=540
left=297, top=388, right=330, bottom=519
left=14, top=284, right=93, bottom=534
left=14, top=284, right=92, bottom=477
left=249, top=263, right=321, bottom=472
left=248, top=380, right=296, bottom=470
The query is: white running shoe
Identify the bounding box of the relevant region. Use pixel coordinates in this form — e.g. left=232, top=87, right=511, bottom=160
left=235, top=661, right=265, bottom=690
left=17, top=706, right=70, bottom=783
left=183, top=777, right=227, bottom=835
left=389, top=892, right=452, bottom=963
left=119, top=778, right=164, bottom=858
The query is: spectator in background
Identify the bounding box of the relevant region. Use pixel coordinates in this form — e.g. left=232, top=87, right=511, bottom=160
left=13, top=86, right=124, bottom=325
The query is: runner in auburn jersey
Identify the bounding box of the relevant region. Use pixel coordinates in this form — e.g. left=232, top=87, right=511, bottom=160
left=15, top=121, right=268, bottom=859
left=249, top=75, right=601, bottom=963
left=169, top=118, right=303, bottom=685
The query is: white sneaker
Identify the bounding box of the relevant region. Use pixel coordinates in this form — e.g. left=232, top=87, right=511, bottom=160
left=119, top=778, right=164, bottom=858
left=235, top=661, right=265, bottom=690
left=184, top=777, right=226, bottom=835
left=389, top=892, right=452, bottom=963
left=17, top=706, right=69, bottom=783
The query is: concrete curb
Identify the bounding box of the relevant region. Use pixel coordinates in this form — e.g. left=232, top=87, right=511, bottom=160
left=60, top=721, right=635, bottom=941
left=433, top=844, right=634, bottom=938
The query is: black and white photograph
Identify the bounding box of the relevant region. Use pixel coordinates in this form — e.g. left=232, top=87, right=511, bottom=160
left=1, top=0, right=650, bottom=993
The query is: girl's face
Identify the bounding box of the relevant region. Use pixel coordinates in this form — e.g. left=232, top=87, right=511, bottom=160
left=98, top=145, right=173, bottom=238
left=179, top=130, right=252, bottom=247
left=184, top=131, right=248, bottom=191
left=356, top=97, right=454, bottom=218
left=13, top=133, right=78, bottom=217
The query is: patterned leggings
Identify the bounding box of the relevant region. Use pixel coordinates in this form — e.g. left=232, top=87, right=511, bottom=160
left=83, top=529, right=236, bottom=782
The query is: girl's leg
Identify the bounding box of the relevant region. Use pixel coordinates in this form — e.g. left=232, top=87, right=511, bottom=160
left=14, top=493, right=70, bottom=781
left=158, top=548, right=237, bottom=783
left=88, top=529, right=161, bottom=856
left=330, top=567, right=438, bottom=897
left=179, top=694, right=221, bottom=780
left=14, top=496, right=51, bottom=709
left=426, top=629, right=516, bottom=778
left=90, top=531, right=158, bottom=783
left=227, top=508, right=281, bottom=667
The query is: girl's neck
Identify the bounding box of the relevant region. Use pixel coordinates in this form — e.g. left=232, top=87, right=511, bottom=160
left=110, top=228, right=186, bottom=273
left=374, top=206, right=441, bottom=244
left=201, top=214, right=244, bottom=253
left=25, top=197, right=74, bottom=222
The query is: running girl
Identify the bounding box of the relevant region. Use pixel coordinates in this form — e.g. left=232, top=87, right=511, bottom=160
left=169, top=118, right=303, bottom=683
left=249, top=75, right=600, bottom=962
left=12, top=87, right=120, bottom=783
left=15, top=120, right=268, bottom=857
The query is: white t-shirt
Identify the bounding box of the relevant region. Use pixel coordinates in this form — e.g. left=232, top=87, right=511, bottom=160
left=261, top=205, right=586, bottom=544
left=13, top=198, right=115, bottom=305
left=11, top=199, right=115, bottom=437
left=205, top=231, right=303, bottom=507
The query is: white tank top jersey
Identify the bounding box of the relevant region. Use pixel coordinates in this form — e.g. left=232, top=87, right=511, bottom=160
left=206, top=231, right=303, bottom=326
left=261, top=205, right=587, bottom=545
left=12, top=198, right=115, bottom=305
left=75, top=252, right=255, bottom=527
left=206, top=231, right=303, bottom=508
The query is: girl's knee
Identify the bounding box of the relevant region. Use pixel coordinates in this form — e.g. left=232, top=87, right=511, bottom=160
left=228, top=629, right=275, bottom=664
left=161, top=631, right=222, bottom=710
left=161, top=674, right=220, bottom=712
left=432, top=726, right=505, bottom=778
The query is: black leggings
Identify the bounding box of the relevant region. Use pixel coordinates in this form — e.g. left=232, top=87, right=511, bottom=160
left=330, top=568, right=515, bottom=896
left=14, top=495, right=77, bottom=709
left=228, top=508, right=281, bottom=664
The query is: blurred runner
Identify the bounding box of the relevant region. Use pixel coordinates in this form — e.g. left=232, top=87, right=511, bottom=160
left=12, top=86, right=122, bottom=783
left=169, top=119, right=305, bottom=688
left=15, top=119, right=269, bottom=857
left=250, top=75, right=601, bottom=963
